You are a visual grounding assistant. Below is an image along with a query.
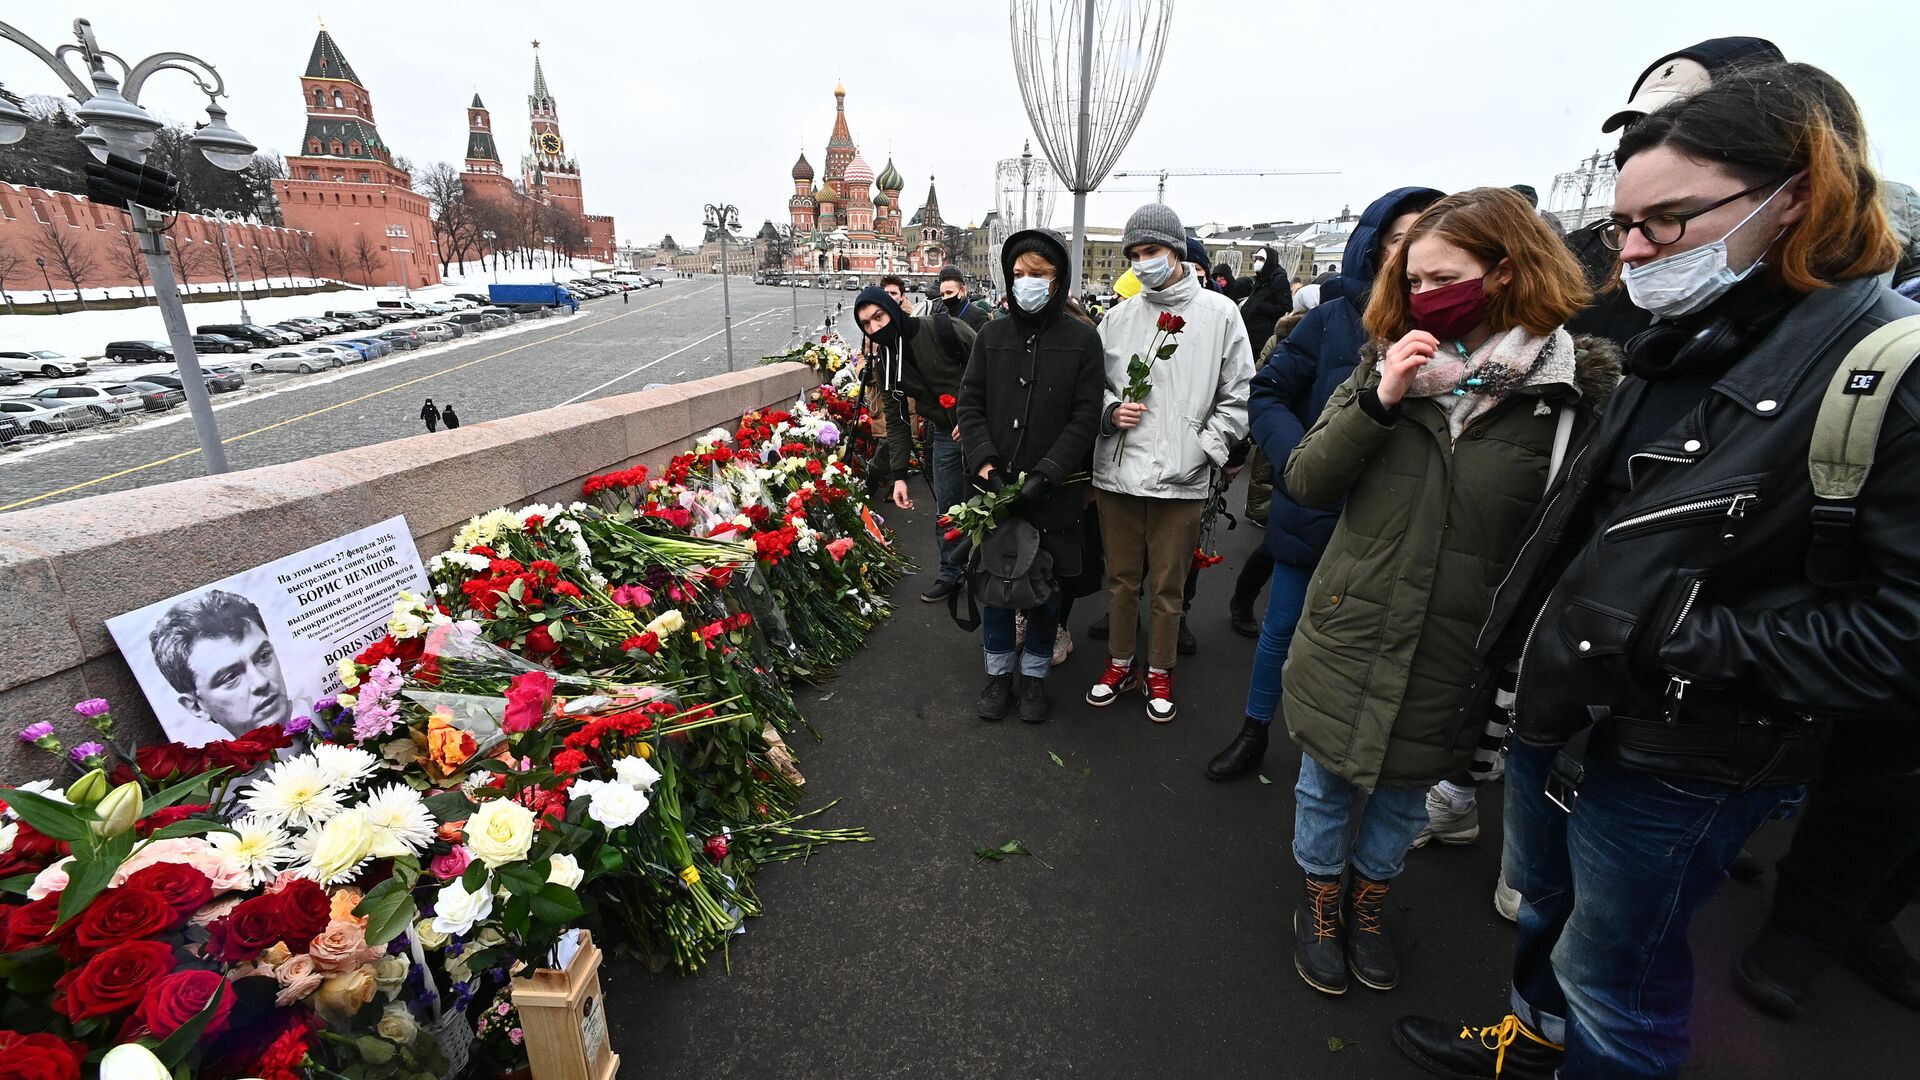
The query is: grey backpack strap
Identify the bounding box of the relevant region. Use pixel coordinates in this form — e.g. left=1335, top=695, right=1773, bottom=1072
left=1809, top=314, right=1920, bottom=500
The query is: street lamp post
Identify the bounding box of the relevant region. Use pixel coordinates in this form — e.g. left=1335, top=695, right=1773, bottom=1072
left=544, top=236, right=555, bottom=283
left=483, top=231, right=498, bottom=283
left=35, top=256, right=61, bottom=314
left=212, top=210, right=251, bottom=325
left=1, top=16, right=259, bottom=476
left=703, top=203, right=739, bottom=371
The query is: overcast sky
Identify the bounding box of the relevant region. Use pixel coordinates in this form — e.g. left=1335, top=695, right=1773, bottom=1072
left=6, top=1, right=1913, bottom=247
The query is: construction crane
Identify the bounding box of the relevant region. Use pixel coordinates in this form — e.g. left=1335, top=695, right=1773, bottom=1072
left=1109, top=167, right=1340, bottom=203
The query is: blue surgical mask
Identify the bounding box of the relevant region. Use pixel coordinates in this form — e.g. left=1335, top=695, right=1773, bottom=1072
left=1621, top=176, right=1797, bottom=319
left=1012, top=276, right=1052, bottom=313
left=1131, top=254, right=1173, bottom=290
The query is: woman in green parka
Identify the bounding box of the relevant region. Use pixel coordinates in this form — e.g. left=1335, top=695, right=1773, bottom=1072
left=1278, top=188, right=1621, bottom=996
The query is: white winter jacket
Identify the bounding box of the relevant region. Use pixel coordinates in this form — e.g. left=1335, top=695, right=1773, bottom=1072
left=1094, top=266, right=1254, bottom=499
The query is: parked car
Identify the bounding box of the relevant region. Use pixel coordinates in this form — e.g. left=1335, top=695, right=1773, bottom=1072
left=101, top=340, right=173, bottom=363
left=272, top=320, right=323, bottom=340
left=447, top=311, right=490, bottom=330
left=301, top=344, right=360, bottom=365
left=338, top=338, right=388, bottom=360
left=414, top=322, right=460, bottom=342
left=416, top=302, right=454, bottom=316
left=249, top=349, right=329, bottom=374
left=376, top=329, right=422, bottom=350
left=0, top=368, right=23, bottom=386
left=0, top=414, right=25, bottom=444
left=0, top=350, right=91, bottom=378
left=0, top=398, right=102, bottom=433
left=190, top=334, right=254, bottom=354
left=452, top=293, right=489, bottom=305
left=196, top=324, right=287, bottom=349
left=377, top=300, right=431, bottom=317
left=114, top=380, right=186, bottom=411
left=147, top=368, right=244, bottom=393
left=301, top=317, right=346, bottom=334
left=323, top=310, right=382, bottom=330
left=358, top=309, right=405, bottom=325
left=24, top=383, right=142, bottom=417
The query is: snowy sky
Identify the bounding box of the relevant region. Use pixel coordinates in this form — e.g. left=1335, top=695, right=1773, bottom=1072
left=6, top=1, right=1913, bottom=246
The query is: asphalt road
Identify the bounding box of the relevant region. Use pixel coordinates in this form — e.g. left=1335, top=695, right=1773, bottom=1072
left=0, top=280, right=855, bottom=513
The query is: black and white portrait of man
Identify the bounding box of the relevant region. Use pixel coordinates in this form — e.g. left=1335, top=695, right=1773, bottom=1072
left=147, top=589, right=293, bottom=738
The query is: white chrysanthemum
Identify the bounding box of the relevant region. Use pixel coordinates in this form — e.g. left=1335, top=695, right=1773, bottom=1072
left=310, top=744, right=379, bottom=789
left=210, top=814, right=296, bottom=886
left=242, top=757, right=344, bottom=829
left=362, top=783, right=436, bottom=858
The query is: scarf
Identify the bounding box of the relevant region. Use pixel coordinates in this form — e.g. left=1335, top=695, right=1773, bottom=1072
left=1407, top=326, right=1571, bottom=439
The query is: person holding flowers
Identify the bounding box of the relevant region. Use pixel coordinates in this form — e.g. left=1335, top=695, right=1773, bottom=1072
left=1089, top=202, right=1254, bottom=722
left=1277, top=187, right=1619, bottom=997
left=955, top=228, right=1105, bottom=722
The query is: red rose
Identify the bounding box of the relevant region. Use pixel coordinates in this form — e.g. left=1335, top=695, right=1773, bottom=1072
left=74, top=886, right=178, bottom=951
left=3, top=895, right=70, bottom=952
left=503, top=670, right=556, bottom=734
left=0, top=821, right=66, bottom=880
left=523, top=625, right=559, bottom=655
left=206, top=724, right=291, bottom=773
left=938, top=393, right=957, bottom=409
left=0, top=1031, right=85, bottom=1080
left=135, top=803, right=210, bottom=838
left=618, top=632, right=661, bottom=655
left=58, top=939, right=175, bottom=1021
left=272, top=878, right=331, bottom=944
left=136, top=741, right=205, bottom=782
left=136, top=969, right=232, bottom=1039
left=944, top=528, right=964, bottom=543
left=120, top=863, right=213, bottom=918
left=206, top=882, right=325, bottom=963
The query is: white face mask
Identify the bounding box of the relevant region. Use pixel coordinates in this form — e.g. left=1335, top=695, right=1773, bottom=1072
left=1012, top=276, right=1052, bottom=313
left=1131, top=254, right=1174, bottom=290
left=1621, top=177, right=1796, bottom=319
left=1252, top=257, right=1266, bottom=272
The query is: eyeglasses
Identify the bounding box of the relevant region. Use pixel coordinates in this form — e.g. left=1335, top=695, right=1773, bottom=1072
left=1598, top=175, right=1786, bottom=251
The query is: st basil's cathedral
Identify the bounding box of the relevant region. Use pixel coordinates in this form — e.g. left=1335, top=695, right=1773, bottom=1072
left=785, top=83, right=947, bottom=276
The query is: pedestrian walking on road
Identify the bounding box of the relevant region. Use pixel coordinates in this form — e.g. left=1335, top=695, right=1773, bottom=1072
left=420, top=397, right=438, bottom=433
left=441, top=404, right=460, bottom=430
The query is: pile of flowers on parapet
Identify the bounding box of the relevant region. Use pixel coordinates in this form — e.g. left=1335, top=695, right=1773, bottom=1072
left=0, top=382, right=897, bottom=1079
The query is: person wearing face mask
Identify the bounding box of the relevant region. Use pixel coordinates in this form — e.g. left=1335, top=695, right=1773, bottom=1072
left=1277, top=187, right=1618, bottom=999
left=1086, top=203, right=1253, bottom=723
left=853, top=281, right=977, bottom=604
left=1393, top=63, right=1917, bottom=1080
left=937, top=265, right=990, bottom=332
left=955, top=229, right=1105, bottom=721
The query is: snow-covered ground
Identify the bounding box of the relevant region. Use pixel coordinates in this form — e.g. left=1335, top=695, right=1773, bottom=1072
left=0, top=258, right=617, bottom=360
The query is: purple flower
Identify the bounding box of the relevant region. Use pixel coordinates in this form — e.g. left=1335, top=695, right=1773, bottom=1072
left=311, top=695, right=339, bottom=713
left=817, top=422, right=841, bottom=447
left=68, top=741, right=106, bottom=764
left=72, top=698, right=111, bottom=719
left=286, top=714, right=313, bottom=736
left=18, top=722, right=54, bottom=744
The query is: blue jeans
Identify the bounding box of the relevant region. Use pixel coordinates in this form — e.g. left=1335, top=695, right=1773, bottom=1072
left=928, top=427, right=967, bottom=585
left=1504, top=741, right=1804, bottom=1079
left=981, top=593, right=1060, bottom=679
left=1244, top=560, right=1315, bottom=724
left=1292, top=752, right=1431, bottom=881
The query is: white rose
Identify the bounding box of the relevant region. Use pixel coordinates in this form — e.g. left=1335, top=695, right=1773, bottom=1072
left=301, top=808, right=375, bottom=884
left=612, top=755, right=661, bottom=792
left=430, top=877, right=494, bottom=937
left=546, top=852, right=585, bottom=890
left=644, top=610, right=685, bottom=638
left=444, top=947, right=472, bottom=984
left=97, top=1043, right=171, bottom=1080
left=585, top=783, right=649, bottom=829
left=374, top=952, right=411, bottom=995
left=464, top=798, right=536, bottom=868
left=0, top=820, right=16, bottom=855
left=376, top=1003, right=419, bottom=1045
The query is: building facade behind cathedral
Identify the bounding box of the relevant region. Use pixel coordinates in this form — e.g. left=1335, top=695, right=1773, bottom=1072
left=786, top=84, right=946, bottom=276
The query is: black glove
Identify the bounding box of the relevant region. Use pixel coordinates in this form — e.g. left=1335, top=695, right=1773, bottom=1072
left=1013, top=472, right=1050, bottom=509
left=974, top=467, right=1006, bottom=496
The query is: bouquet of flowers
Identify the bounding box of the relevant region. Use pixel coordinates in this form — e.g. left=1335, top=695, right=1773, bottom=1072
left=1111, top=310, right=1185, bottom=463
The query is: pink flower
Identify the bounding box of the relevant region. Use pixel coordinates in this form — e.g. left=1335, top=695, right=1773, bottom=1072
left=115, top=836, right=251, bottom=893
left=431, top=845, right=474, bottom=881
left=509, top=1028, right=524, bottom=1045
left=27, top=856, right=73, bottom=900
left=611, top=584, right=653, bottom=609
left=308, top=918, right=382, bottom=972
left=825, top=537, right=855, bottom=562
left=274, top=953, right=325, bottom=1006
left=73, top=698, right=112, bottom=719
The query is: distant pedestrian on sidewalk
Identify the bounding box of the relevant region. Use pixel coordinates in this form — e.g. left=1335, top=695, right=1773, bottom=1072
left=441, top=404, right=460, bottom=430
left=420, top=397, right=439, bottom=433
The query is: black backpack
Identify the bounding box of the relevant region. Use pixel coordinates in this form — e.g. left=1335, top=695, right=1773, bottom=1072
left=948, top=518, right=1055, bottom=630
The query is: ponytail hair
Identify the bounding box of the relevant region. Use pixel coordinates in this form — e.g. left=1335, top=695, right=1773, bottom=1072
left=1616, top=61, right=1898, bottom=291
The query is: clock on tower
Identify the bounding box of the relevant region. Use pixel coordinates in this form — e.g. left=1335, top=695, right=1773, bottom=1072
left=539, top=132, right=562, bottom=155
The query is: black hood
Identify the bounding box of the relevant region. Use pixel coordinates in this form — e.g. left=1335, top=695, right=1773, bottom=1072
left=1334, top=185, right=1446, bottom=306
left=1001, top=228, right=1072, bottom=323
left=853, top=285, right=916, bottom=348
left=1252, top=245, right=1282, bottom=285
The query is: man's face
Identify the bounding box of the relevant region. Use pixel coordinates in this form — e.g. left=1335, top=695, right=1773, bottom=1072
left=882, top=284, right=905, bottom=305
left=1612, top=144, right=1805, bottom=272
left=1381, top=210, right=1424, bottom=267
left=857, top=303, right=891, bottom=337
left=179, top=622, right=290, bottom=736
left=939, top=280, right=965, bottom=302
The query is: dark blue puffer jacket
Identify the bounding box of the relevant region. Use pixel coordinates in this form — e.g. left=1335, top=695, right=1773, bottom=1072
left=1248, top=186, right=1443, bottom=567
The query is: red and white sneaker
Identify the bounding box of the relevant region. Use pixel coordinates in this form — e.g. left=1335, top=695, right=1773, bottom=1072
left=1145, top=668, right=1177, bottom=723
left=1085, top=658, right=1140, bottom=706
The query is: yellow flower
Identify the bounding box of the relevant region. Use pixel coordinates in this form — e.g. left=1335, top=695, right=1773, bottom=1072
left=311, top=965, right=377, bottom=1026
left=302, top=809, right=375, bottom=885
left=464, top=798, right=536, bottom=868
left=412, top=917, right=449, bottom=950
left=337, top=658, right=361, bottom=690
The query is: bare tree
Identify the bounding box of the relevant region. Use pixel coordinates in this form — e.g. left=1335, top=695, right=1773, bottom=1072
left=110, top=227, right=152, bottom=304
left=0, top=236, right=24, bottom=313
left=352, top=233, right=383, bottom=286
left=319, top=239, right=350, bottom=282
left=167, top=233, right=214, bottom=293
left=31, top=220, right=98, bottom=308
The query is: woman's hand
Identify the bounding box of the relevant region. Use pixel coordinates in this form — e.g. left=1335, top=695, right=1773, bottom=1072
left=1377, top=330, right=1439, bottom=408
left=1112, top=402, right=1148, bottom=430
left=891, top=480, right=914, bottom=510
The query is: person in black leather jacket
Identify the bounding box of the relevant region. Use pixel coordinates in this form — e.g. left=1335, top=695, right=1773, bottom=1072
left=1393, top=62, right=1915, bottom=1080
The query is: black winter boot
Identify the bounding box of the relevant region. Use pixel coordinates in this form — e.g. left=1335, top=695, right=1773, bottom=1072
left=976, top=673, right=1013, bottom=721
left=1088, top=612, right=1110, bottom=640
left=1228, top=599, right=1261, bottom=638
left=1391, top=1013, right=1564, bottom=1080
left=1294, top=873, right=1347, bottom=995
left=1848, top=918, right=1920, bottom=1012
left=1016, top=674, right=1049, bottom=724
left=1345, top=874, right=1400, bottom=990
left=1177, top=616, right=1198, bottom=656
left=1736, top=924, right=1831, bottom=1018
left=1205, top=718, right=1269, bottom=781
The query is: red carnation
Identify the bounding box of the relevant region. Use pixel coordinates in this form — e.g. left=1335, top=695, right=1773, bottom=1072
left=0, top=1031, right=85, bottom=1080
left=938, top=394, right=957, bottom=409
left=58, top=939, right=175, bottom=1021
left=74, top=886, right=178, bottom=950
left=137, top=969, right=233, bottom=1039
left=704, top=834, right=730, bottom=861
left=119, top=863, right=213, bottom=918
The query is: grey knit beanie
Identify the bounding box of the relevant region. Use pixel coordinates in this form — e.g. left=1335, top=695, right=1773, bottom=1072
left=1121, top=203, right=1185, bottom=256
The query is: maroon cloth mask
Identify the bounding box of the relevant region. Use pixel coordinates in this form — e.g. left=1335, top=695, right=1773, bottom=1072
left=1409, top=277, right=1491, bottom=341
